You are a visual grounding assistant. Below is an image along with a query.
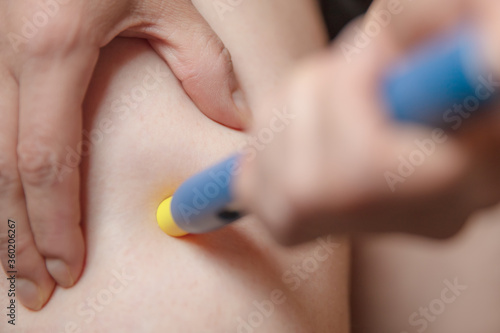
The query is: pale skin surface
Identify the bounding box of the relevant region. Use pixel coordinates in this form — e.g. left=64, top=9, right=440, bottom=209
left=0, top=0, right=350, bottom=332
left=0, top=0, right=252, bottom=306
left=352, top=206, right=500, bottom=333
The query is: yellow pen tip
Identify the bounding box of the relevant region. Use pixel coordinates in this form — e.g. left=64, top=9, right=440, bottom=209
left=157, top=197, right=189, bottom=237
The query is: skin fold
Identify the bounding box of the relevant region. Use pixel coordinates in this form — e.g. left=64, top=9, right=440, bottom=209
left=0, top=0, right=350, bottom=332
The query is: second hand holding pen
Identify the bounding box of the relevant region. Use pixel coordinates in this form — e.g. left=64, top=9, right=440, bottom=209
left=157, top=28, right=496, bottom=237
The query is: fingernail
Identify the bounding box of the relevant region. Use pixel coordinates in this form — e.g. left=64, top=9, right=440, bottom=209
left=17, top=279, right=44, bottom=311
left=232, top=89, right=252, bottom=124
left=46, top=259, right=74, bottom=288
left=232, top=89, right=247, bottom=110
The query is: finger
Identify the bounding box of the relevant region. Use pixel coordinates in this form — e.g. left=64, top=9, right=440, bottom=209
left=236, top=59, right=326, bottom=244
left=18, top=47, right=98, bottom=288
left=0, top=67, right=55, bottom=310
left=368, top=0, right=469, bottom=52
left=327, top=35, right=472, bottom=237
left=270, top=61, right=329, bottom=244
left=146, top=1, right=251, bottom=130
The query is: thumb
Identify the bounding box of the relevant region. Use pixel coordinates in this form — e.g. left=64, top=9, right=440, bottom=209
left=145, top=1, right=251, bottom=130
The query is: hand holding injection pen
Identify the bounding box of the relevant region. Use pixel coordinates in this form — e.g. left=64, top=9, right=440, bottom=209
left=158, top=0, right=500, bottom=244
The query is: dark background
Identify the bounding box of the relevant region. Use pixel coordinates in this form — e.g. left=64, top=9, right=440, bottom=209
left=320, top=0, right=372, bottom=39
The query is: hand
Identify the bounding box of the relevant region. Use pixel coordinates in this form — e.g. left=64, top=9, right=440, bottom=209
left=0, top=0, right=249, bottom=310
left=236, top=0, right=500, bottom=245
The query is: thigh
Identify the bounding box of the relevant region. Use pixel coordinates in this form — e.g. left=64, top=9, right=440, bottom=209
left=352, top=205, right=500, bottom=333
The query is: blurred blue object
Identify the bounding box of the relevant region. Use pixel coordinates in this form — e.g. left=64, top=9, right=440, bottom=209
left=383, top=28, right=493, bottom=126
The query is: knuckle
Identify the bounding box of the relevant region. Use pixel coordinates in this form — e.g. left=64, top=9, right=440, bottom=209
left=11, top=236, right=34, bottom=260
left=207, top=33, right=230, bottom=63
left=22, top=10, right=89, bottom=56
left=181, top=32, right=232, bottom=84
left=17, top=139, right=60, bottom=186
left=218, top=47, right=234, bottom=80
left=0, top=155, right=20, bottom=191
left=0, top=231, right=33, bottom=261
left=33, top=224, right=74, bottom=257
left=195, top=27, right=226, bottom=59
left=211, top=37, right=233, bottom=76
left=31, top=207, right=79, bottom=256
left=34, top=234, right=59, bottom=257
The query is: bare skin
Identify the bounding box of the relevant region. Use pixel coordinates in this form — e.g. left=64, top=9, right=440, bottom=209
left=352, top=205, right=500, bottom=333
left=0, top=0, right=251, bottom=310
left=0, top=0, right=350, bottom=332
